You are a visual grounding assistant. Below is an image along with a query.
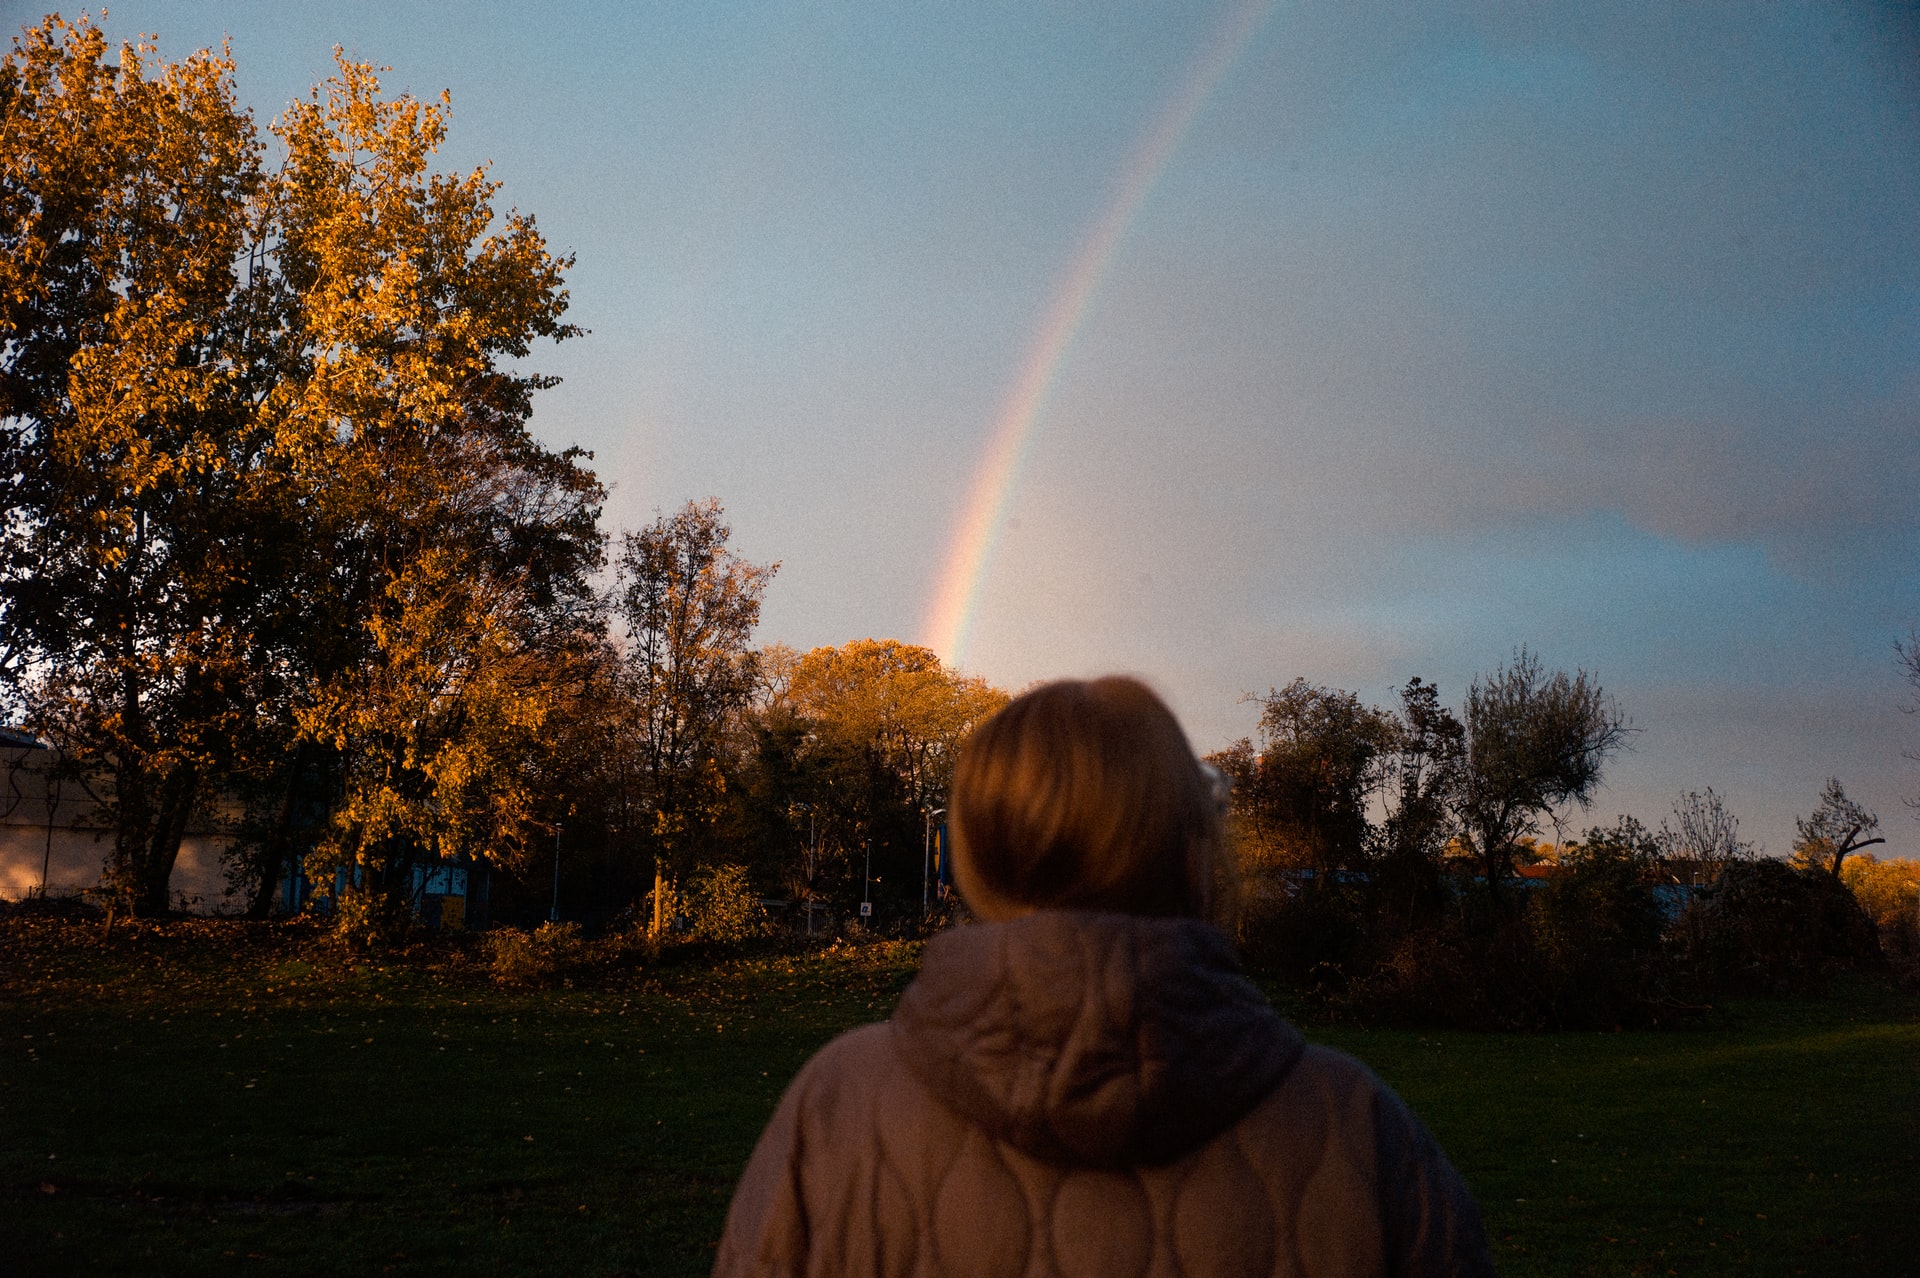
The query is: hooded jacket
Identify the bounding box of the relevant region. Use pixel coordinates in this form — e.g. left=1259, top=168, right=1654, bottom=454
left=714, top=912, right=1494, bottom=1278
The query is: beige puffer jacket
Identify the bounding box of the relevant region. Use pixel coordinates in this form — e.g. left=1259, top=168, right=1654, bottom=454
left=714, top=912, right=1494, bottom=1278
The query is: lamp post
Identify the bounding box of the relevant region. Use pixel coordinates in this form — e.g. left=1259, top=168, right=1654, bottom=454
left=922, top=807, right=945, bottom=918
left=793, top=802, right=816, bottom=937
left=548, top=822, right=563, bottom=923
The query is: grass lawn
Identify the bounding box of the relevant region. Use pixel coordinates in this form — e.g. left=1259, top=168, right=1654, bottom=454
left=2, top=916, right=1916, bottom=1277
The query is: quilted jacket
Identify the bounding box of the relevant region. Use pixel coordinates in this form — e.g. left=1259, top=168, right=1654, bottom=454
left=713, top=912, right=1495, bottom=1278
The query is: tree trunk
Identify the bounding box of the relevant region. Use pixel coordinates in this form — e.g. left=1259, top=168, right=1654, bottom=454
left=110, top=754, right=154, bottom=912
left=134, top=763, right=197, bottom=916
left=1479, top=838, right=1507, bottom=913
left=651, top=858, right=666, bottom=938
left=245, top=771, right=301, bottom=919
left=1831, top=831, right=1886, bottom=880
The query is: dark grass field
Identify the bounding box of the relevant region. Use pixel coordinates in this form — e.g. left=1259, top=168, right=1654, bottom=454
left=2, top=917, right=1916, bottom=1277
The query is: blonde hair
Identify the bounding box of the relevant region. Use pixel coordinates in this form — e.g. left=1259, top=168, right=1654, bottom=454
left=950, top=676, right=1228, bottom=921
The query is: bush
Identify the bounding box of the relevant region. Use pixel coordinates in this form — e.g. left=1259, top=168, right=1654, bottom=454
left=1842, top=855, right=1920, bottom=982
left=1678, top=859, right=1881, bottom=994
left=1235, top=874, right=1367, bottom=987
left=684, top=863, right=769, bottom=942
left=1335, top=919, right=1501, bottom=1028
left=1236, top=839, right=1893, bottom=1028
left=1526, top=833, right=1668, bottom=1027
left=484, top=921, right=592, bottom=987
left=327, top=888, right=415, bottom=952
left=1331, top=895, right=1669, bottom=1032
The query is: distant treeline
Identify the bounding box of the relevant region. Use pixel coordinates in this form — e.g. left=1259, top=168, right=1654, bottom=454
left=1206, top=672, right=1915, bottom=1026
left=1, top=16, right=1912, bottom=1016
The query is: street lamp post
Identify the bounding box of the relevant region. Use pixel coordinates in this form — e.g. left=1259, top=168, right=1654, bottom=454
left=548, top=822, right=563, bottom=923
left=861, top=839, right=873, bottom=924
left=922, top=807, right=945, bottom=918
left=793, top=802, right=815, bottom=937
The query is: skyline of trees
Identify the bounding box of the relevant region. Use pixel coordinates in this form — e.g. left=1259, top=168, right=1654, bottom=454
left=3, top=16, right=1911, bottom=932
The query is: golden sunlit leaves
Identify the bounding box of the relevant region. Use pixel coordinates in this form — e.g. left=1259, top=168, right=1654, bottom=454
left=782, top=638, right=1008, bottom=810
left=2, top=15, right=599, bottom=919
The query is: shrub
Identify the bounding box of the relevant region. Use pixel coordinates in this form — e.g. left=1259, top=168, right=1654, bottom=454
left=685, top=863, right=769, bottom=942
left=1330, top=892, right=1651, bottom=1032
left=1843, top=855, right=1920, bottom=981
left=1335, top=919, right=1501, bottom=1029
left=1235, top=873, right=1367, bottom=985
left=1235, top=837, right=1894, bottom=1028
left=639, top=877, right=685, bottom=937
left=327, top=888, right=414, bottom=952
left=484, top=921, right=591, bottom=987
left=1678, top=859, right=1880, bottom=994
left=1526, top=823, right=1669, bottom=1026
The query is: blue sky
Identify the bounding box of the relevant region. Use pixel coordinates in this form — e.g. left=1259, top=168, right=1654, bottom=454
left=35, top=0, right=1920, bottom=853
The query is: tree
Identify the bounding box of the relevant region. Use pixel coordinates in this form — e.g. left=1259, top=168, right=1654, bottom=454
left=2, top=19, right=601, bottom=918
left=1900, top=625, right=1920, bottom=814
left=784, top=640, right=1002, bottom=813
left=612, top=499, right=775, bottom=935
left=1368, top=677, right=1467, bottom=931
left=1658, top=787, right=1754, bottom=873
left=1791, top=778, right=1883, bottom=879
left=1204, top=736, right=1268, bottom=864
left=1211, top=676, right=1461, bottom=884
left=243, top=53, right=602, bottom=937
left=1378, top=676, right=1465, bottom=865
left=1840, top=853, right=1920, bottom=962
left=770, top=639, right=1005, bottom=916
left=1529, top=814, right=1666, bottom=1024
left=0, top=16, right=273, bottom=912
left=1455, top=649, right=1630, bottom=904
left=1237, top=680, right=1397, bottom=871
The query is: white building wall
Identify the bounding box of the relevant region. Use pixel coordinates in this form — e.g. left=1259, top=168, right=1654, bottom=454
left=0, top=744, right=246, bottom=910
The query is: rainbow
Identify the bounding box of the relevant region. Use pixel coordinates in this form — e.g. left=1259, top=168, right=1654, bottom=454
left=921, top=0, right=1276, bottom=665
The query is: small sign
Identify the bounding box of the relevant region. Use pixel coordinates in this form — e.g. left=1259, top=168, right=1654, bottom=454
left=859, top=901, right=872, bottom=917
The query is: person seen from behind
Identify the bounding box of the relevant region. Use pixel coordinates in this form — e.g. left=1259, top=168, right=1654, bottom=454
left=714, top=675, right=1495, bottom=1277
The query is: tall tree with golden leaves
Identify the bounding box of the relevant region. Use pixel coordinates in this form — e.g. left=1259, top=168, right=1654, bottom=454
left=0, top=15, right=273, bottom=912
left=1, top=18, right=601, bottom=919
left=266, top=55, right=603, bottom=935
left=772, top=639, right=1005, bottom=913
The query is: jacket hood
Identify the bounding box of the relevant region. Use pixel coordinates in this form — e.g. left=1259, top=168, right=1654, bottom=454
left=891, top=911, right=1304, bottom=1168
